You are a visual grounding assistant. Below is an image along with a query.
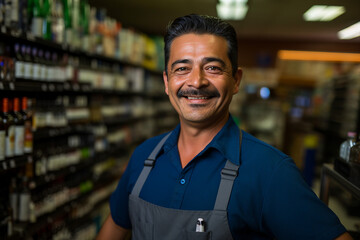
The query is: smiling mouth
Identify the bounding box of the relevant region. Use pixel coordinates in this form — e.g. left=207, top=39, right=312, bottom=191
left=186, top=96, right=210, bottom=100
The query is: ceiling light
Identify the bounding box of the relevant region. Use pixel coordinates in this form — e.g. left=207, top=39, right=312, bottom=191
left=303, top=5, right=345, bottom=21
left=219, top=0, right=247, bottom=3
left=338, top=21, right=360, bottom=39
left=278, top=50, right=360, bottom=62
left=217, top=1, right=248, bottom=20
left=321, top=6, right=345, bottom=21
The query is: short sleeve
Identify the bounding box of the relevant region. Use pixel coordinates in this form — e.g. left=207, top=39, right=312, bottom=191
left=261, top=158, right=347, bottom=240
left=109, top=156, right=135, bottom=229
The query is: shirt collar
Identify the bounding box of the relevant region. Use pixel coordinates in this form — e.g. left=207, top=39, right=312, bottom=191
left=163, top=115, right=241, bottom=165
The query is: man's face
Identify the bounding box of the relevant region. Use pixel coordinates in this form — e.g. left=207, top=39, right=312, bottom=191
left=163, top=33, right=241, bottom=126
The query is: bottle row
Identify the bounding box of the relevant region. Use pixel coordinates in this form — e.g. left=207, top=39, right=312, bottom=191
left=0, top=43, right=164, bottom=93
left=0, top=97, right=33, bottom=161
left=2, top=163, right=120, bottom=239
left=0, top=0, right=164, bottom=70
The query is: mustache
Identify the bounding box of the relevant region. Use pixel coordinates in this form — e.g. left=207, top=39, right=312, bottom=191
left=177, top=88, right=220, bottom=98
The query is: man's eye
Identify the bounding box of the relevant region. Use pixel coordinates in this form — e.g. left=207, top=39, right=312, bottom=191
left=206, top=66, right=222, bottom=72
left=176, top=67, right=186, bottom=71
left=174, top=67, right=189, bottom=73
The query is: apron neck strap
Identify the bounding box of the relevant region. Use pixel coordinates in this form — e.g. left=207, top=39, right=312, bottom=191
left=131, top=132, right=172, bottom=196
left=213, top=130, right=242, bottom=211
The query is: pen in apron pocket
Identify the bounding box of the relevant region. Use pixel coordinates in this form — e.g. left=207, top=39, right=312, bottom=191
left=196, top=218, right=205, bottom=232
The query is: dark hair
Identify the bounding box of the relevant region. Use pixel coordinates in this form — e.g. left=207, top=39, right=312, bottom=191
left=164, top=14, right=238, bottom=76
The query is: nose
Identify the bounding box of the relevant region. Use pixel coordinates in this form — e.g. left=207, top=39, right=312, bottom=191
left=186, top=66, right=209, bottom=88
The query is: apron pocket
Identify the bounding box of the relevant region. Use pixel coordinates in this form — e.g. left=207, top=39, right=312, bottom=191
left=184, top=230, right=212, bottom=240
left=132, top=221, right=154, bottom=240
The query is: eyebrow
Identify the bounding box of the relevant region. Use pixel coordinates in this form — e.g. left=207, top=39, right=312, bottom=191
left=170, top=57, right=226, bottom=71
left=170, top=59, right=192, bottom=71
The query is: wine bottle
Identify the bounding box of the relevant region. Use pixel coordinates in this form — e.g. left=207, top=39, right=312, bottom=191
left=1, top=98, right=15, bottom=159
left=14, top=43, right=25, bottom=79
left=63, top=0, right=73, bottom=46
left=21, top=97, right=33, bottom=153
left=9, top=178, right=18, bottom=222
left=42, top=0, right=52, bottom=40
left=0, top=108, right=5, bottom=161
left=19, top=0, right=28, bottom=34
left=4, top=0, right=12, bottom=31
left=0, top=1, right=4, bottom=30
left=18, top=177, right=30, bottom=222
left=31, top=0, right=43, bottom=37
left=23, top=45, right=33, bottom=80
left=31, top=47, right=41, bottom=80
left=11, top=98, right=25, bottom=156
left=10, top=0, right=20, bottom=33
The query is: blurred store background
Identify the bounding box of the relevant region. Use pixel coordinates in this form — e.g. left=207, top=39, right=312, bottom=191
left=0, top=0, right=359, bottom=239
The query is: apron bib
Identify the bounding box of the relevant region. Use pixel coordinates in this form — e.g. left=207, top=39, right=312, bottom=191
left=129, top=131, right=242, bottom=240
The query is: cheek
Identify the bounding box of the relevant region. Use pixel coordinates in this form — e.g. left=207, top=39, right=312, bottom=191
left=169, top=79, right=184, bottom=93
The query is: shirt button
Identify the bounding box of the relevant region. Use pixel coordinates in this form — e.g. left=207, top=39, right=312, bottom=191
left=180, top=179, right=186, bottom=185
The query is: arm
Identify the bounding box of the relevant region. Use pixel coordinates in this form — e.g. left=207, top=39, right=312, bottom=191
left=96, top=214, right=130, bottom=240
left=335, top=232, right=353, bottom=240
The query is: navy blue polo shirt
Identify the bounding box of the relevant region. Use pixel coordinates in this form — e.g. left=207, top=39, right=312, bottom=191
left=110, top=116, right=346, bottom=239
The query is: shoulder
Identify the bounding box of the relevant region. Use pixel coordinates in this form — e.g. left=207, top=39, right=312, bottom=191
left=134, top=132, right=171, bottom=155
left=239, top=130, right=295, bottom=183
left=129, top=132, right=172, bottom=169
left=241, top=130, right=290, bottom=163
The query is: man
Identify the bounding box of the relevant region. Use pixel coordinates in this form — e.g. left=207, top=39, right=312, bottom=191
left=97, top=14, right=352, bottom=240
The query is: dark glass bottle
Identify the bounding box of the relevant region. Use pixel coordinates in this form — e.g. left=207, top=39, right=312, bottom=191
left=18, top=177, right=30, bottom=222
left=9, top=177, right=18, bottom=222
left=1, top=98, right=15, bottom=159
left=14, top=43, right=25, bottom=79
left=0, top=107, right=5, bottom=161
left=21, top=97, right=33, bottom=153
left=12, top=98, right=25, bottom=156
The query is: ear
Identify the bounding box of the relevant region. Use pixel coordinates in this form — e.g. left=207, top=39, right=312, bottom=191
left=163, top=71, right=169, bottom=95
left=233, top=67, right=243, bottom=94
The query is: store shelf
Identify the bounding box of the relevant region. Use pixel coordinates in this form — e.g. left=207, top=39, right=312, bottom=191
left=320, top=163, right=360, bottom=205
left=0, top=31, right=163, bottom=74
left=0, top=8, right=172, bottom=238
left=0, top=80, right=92, bottom=93
left=0, top=155, right=32, bottom=172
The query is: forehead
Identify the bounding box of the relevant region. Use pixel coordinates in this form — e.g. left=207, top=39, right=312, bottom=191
left=169, top=33, right=229, bottom=61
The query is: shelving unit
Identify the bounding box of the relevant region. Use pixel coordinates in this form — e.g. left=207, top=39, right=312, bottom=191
left=0, top=30, right=177, bottom=239
left=316, top=69, right=360, bottom=163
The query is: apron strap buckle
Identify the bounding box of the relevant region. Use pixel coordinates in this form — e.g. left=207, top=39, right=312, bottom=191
left=221, top=167, right=238, bottom=180
left=144, top=159, right=156, bottom=167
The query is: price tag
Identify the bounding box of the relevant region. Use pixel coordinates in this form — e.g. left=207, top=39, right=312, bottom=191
left=41, top=83, right=48, bottom=91
left=49, top=84, right=55, bottom=91
left=10, top=160, right=15, bottom=168
left=26, top=32, right=33, bottom=40
left=83, top=85, right=91, bottom=92
left=2, top=161, right=7, bottom=170
left=9, top=82, right=15, bottom=90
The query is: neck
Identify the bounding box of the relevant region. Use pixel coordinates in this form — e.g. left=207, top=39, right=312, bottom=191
left=177, top=114, right=230, bottom=168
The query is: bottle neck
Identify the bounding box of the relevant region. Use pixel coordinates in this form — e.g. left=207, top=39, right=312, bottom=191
left=13, top=98, right=20, bottom=112
left=2, top=98, right=9, bottom=113
left=21, top=97, right=28, bottom=111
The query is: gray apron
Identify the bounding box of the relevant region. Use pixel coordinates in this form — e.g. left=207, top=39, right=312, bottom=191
left=129, top=131, right=242, bottom=240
